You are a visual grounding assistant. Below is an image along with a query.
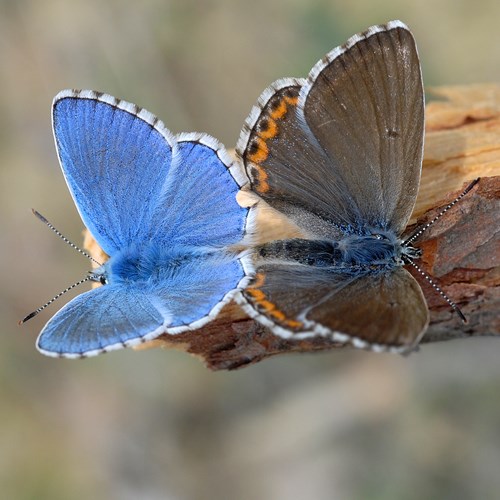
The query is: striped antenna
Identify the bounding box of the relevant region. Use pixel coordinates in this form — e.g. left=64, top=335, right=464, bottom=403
left=19, top=210, right=104, bottom=325
left=32, top=209, right=102, bottom=266
left=404, top=178, right=480, bottom=245
left=401, top=178, right=480, bottom=322
left=19, top=276, right=93, bottom=324
left=405, top=258, right=466, bottom=323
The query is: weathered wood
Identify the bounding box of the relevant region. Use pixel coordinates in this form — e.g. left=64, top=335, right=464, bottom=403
left=86, top=85, right=500, bottom=370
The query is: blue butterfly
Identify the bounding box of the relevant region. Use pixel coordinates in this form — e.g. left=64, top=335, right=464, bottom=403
left=35, top=89, right=253, bottom=358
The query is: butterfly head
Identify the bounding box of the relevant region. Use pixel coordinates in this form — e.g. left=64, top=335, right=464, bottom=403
left=89, top=266, right=108, bottom=285
left=401, top=243, right=422, bottom=262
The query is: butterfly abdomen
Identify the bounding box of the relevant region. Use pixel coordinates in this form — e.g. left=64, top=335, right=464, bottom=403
left=257, top=238, right=343, bottom=266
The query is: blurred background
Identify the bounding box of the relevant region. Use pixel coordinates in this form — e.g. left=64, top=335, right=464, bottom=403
left=2, top=0, right=500, bottom=498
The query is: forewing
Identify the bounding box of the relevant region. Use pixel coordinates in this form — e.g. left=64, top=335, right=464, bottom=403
left=52, top=90, right=176, bottom=255
left=240, top=263, right=429, bottom=352
left=237, top=21, right=424, bottom=236
left=300, top=21, right=424, bottom=233
left=152, top=134, right=250, bottom=248
left=37, top=285, right=168, bottom=358
left=237, top=79, right=345, bottom=239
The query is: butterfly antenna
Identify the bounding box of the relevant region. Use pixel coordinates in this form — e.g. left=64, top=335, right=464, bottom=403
left=404, top=258, right=466, bottom=323
left=32, top=209, right=102, bottom=266
left=404, top=178, right=480, bottom=245
left=18, top=275, right=93, bottom=324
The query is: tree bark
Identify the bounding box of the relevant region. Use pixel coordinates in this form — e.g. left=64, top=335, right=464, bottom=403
left=86, top=85, right=500, bottom=370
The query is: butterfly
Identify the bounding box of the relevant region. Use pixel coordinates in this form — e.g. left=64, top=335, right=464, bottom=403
left=33, top=89, right=253, bottom=358
left=235, top=21, right=432, bottom=353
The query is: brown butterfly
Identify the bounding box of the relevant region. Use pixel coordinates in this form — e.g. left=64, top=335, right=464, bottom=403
left=236, top=21, right=433, bottom=353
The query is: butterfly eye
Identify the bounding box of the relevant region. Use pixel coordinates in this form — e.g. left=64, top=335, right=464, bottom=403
left=373, top=233, right=388, bottom=240
left=100, top=276, right=108, bottom=285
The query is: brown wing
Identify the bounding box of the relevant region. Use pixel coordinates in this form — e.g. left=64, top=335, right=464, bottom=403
left=239, top=263, right=429, bottom=352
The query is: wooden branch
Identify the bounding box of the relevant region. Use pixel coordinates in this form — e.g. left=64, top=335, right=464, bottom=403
left=86, top=85, right=500, bottom=370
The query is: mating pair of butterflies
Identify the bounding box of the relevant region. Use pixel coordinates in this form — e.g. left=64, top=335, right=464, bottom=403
left=33, top=21, right=446, bottom=357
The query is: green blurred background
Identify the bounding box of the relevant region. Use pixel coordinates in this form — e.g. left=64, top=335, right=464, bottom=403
left=2, top=1, right=500, bottom=498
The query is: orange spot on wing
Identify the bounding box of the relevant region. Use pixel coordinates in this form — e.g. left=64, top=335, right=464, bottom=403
left=247, top=93, right=299, bottom=197
left=247, top=137, right=268, bottom=164
left=254, top=167, right=269, bottom=193
left=246, top=272, right=303, bottom=329
left=283, top=318, right=303, bottom=328
left=269, top=95, right=298, bottom=119
left=270, top=100, right=288, bottom=120
left=259, top=118, right=278, bottom=140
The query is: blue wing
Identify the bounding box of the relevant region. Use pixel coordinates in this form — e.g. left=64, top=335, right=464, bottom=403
left=53, top=90, right=176, bottom=255
left=37, top=285, right=169, bottom=358
left=152, top=134, right=249, bottom=248
left=37, top=251, right=251, bottom=357
left=53, top=91, right=249, bottom=256
left=150, top=250, right=250, bottom=331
